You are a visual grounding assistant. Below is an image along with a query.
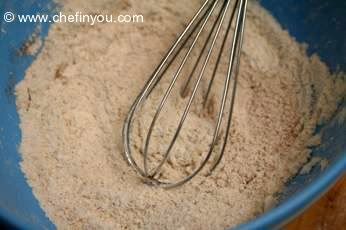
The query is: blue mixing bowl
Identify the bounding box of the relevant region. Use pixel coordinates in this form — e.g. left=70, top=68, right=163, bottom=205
left=0, top=0, right=345, bottom=229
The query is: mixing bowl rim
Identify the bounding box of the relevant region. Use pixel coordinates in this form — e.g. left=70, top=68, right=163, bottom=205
left=234, top=152, right=346, bottom=230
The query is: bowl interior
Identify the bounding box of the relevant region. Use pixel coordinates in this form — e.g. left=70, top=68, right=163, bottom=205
left=0, top=0, right=345, bottom=229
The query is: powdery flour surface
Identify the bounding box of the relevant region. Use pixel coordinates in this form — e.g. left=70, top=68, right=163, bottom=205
left=16, top=0, right=345, bottom=229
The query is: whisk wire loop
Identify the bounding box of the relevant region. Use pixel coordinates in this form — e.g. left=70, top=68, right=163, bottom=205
left=123, top=0, right=248, bottom=188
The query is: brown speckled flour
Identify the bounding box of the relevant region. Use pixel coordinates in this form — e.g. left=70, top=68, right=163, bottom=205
left=16, top=0, right=345, bottom=229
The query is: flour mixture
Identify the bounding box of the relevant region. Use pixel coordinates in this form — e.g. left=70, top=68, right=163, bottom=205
left=16, top=0, right=345, bottom=229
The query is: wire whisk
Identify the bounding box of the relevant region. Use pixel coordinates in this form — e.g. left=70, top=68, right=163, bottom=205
left=123, top=0, right=248, bottom=188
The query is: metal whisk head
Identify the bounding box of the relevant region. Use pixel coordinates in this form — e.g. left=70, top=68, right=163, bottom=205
left=123, top=0, right=248, bottom=188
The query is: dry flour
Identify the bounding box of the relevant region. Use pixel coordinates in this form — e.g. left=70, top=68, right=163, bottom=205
left=16, top=0, right=345, bottom=229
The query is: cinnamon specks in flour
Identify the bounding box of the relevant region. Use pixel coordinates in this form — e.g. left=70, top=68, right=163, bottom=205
left=15, top=0, right=345, bottom=229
